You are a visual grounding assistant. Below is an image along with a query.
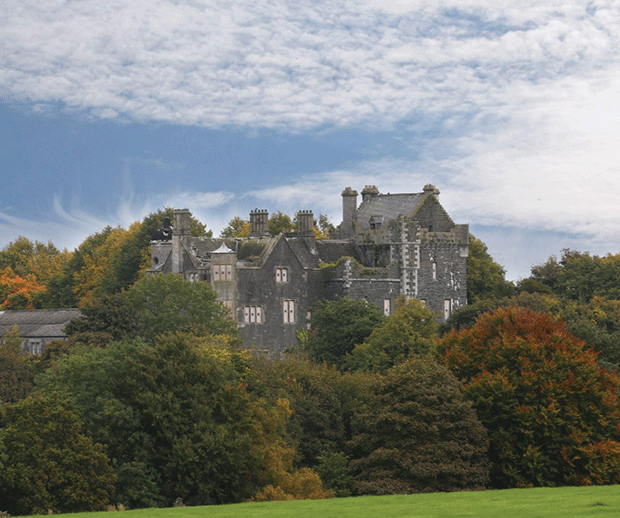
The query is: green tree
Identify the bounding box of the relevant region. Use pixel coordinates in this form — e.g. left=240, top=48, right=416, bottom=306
left=125, top=273, right=238, bottom=342
left=37, top=334, right=277, bottom=508
left=317, top=214, right=335, bottom=238
left=65, top=292, right=138, bottom=342
left=0, top=391, right=115, bottom=516
left=250, top=359, right=372, bottom=469
left=436, top=306, right=620, bottom=488
left=0, top=325, right=34, bottom=404
left=467, top=235, right=515, bottom=303
left=349, top=358, right=489, bottom=495
left=530, top=249, right=620, bottom=302
left=268, top=211, right=295, bottom=236
left=347, top=298, right=438, bottom=372
left=305, top=297, right=385, bottom=369
left=220, top=216, right=251, bottom=238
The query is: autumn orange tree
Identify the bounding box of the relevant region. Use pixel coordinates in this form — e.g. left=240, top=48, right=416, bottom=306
left=436, top=306, right=620, bottom=488
left=0, top=267, right=46, bottom=309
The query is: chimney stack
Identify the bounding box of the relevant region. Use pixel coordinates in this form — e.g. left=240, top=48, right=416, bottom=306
left=249, top=209, right=269, bottom=237
left=341, top=187, right=358, bottom=239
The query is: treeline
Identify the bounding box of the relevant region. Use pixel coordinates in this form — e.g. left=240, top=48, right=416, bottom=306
left=2, top=215, right=620, bottom=514
left=0, top=209, right=208, bottom=310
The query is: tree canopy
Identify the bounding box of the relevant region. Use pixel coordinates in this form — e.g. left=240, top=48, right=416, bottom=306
left=437, top=306, right=620, bottom=488
left=467, top=235, right=515, bottom=303
left=349, top=358, right=489, bottom=494
left=305, top=297, right=385, bottom=369
left=0, top=391, right=115, bottom=516
left=347, top=298, right=438, bottom=372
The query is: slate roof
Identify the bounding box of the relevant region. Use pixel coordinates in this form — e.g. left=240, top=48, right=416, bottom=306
left=315, top=240, right=366, bottom=265
left=285, top=238, right=321, bottom=269
left=356, top=193, right=425, bottom=229
left=0, top=309, right=81, bottom=339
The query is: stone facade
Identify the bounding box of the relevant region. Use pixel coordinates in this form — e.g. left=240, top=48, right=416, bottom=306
left=149, top=184, right=468, bottom=356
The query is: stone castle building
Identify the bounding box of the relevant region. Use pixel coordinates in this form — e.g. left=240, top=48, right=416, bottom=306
left=150, top=184, right=469, bottom=356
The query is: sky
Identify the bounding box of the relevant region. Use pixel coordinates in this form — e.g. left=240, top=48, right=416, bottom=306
left=1, top=0, right=619, bottom=281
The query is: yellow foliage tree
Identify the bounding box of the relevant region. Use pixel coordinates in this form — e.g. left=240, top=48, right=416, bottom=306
left=250, top=398, right=334, bottom=501
left=0, top=267, right=46, bottom=309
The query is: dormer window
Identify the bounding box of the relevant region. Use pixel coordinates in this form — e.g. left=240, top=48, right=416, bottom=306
left=369, top=215, right=384, bottom=230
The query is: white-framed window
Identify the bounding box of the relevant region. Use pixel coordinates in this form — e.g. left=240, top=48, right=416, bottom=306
left=244, top=306, right=264, bottom=324
left=432, top=261, right=437, bottom=280
left=283, top=299, right=296, bottom=324
left=306, top=310, right=312, bottom=330
left=276, top=267, right=289, bottom=283
left=383, top=298, right=391, bottom=316
left=444, top=299, right=452, bottom=320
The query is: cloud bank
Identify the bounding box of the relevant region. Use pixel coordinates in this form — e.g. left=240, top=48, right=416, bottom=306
left=2, top=0, right=620, bottom=279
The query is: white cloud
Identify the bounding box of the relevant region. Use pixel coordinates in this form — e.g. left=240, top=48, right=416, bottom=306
left=2, top=0, right=618, bottom=130
left=3, top=0, right=620, bottom=279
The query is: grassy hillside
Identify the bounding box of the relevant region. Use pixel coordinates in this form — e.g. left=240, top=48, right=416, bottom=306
left=26, top=485, right=620, bottom=518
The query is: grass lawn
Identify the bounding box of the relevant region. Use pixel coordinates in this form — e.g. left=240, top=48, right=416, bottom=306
left=26, top=485, right=620, bottom=518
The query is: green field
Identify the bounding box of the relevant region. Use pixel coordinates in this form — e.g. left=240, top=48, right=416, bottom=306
left=25, top=486, right=620, bottom=518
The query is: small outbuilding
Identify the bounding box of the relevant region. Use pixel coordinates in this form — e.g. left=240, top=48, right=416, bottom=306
left=0, top=308, right=81, bottom=355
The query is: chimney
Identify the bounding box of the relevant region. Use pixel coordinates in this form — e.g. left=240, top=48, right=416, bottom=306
left=423, top=184, right=440, bottom=198
left=172, top=209, right=191, bottom=273
left=361, top=185, right=379, bottom=204
left=249, top=209, right=269, bottom=237
left=297, top=210, right=314, bottom=237
left=341, top=187, right=358, bottom=239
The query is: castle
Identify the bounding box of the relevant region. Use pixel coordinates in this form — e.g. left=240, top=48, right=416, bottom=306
left=150, top=184, right=469, bottom=356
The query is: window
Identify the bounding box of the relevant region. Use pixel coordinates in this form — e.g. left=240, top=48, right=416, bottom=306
left=432, top=261, right=437, bottom=280
left=213, top=265, right=233, bottom=281
left=283, top=299, right=295, bottom=324
left=444, top=299, right=452, bottom=320
left=244, top=306, right=263, bottom=324
left=29, top=339, right=42, bottom=355
left=306, top=310, right=312, bottom=330
left=383, top=298, right=391, bottom=316
left=276, top=267, right=289, bottom=283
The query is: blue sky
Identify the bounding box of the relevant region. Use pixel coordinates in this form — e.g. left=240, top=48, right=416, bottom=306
left=2, top=0, right=620, bottom=281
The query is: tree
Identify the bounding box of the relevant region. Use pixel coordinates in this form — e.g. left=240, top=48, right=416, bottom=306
left=0, top=391, right=115, bottom=516
left=317, top=214, right=335, bottom=239
left=221, top=216, right=251, bottom=238
left=125, top=273, right=238, bottom=342
left=348, top=358, right=489, bottom=495
left=268, top=211, right=295, bottom=236
left=436, top=306, right=620, bottom=488
left=0, top=325, right=34, bottom=404
left=467, top=235, right=514, bottom=303
left=250, top=359, right=372, bottom=469
left=530, top=249, right=620, bottom=302
left=37, top=334, right=283, bottom=508
left=65, top=292, right=138, bottom=342
left=347, top=298, right=438, bottom=372
left=305, top=297, right=385, bottom=369
left=0, top=267, right=46, bottom=309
